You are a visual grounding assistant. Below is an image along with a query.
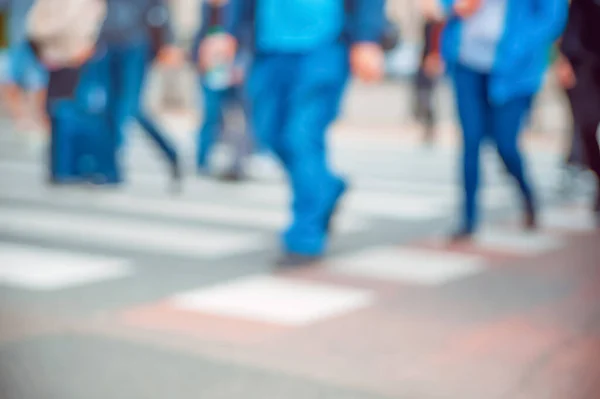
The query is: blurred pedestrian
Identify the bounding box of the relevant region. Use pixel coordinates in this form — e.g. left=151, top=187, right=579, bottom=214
left=29, top=0, right=183, bottom=186
left=192, top=0, right=254, bottom=181
left=27, top=0, right=108, bottom=184
left=200, top=0, right=387, bottom=266
left=422, top=0, right=567, bottom=240
left=559, top=0, right=600, bottom=223
left=413, top=20, right=444, bottom=145
left=0, top=0, right=48, bottom=134
left=94, top=0, right=183, bottom=184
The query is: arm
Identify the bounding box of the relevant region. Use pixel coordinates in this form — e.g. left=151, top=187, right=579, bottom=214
left=515, top=0, right=569, bottom=59
left=194, top=0, right=245, bottom=71
left=347, top=0, right=386, bottom=44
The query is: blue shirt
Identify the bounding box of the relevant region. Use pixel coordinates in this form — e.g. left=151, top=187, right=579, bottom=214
left=255, top=0, right=345, bottom=52
left=459, top=0, right=507, bottom=72
left=0, top=0, right=36, bottom=44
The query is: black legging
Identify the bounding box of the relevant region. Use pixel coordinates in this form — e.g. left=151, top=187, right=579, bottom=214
left=568, top=63, right=600, bottom=186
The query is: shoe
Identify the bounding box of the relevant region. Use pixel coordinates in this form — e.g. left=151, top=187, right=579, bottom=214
left=325, top=179, right=348, bottom=234
left=524, top=200, right=538, bottom=231
left=450, top=226, right=475, bottom=243
left=276, top=253, right=321, bottom=269
left=170, top=158, right=183, bottom=194
left=219, top=168, right=245, bottom=183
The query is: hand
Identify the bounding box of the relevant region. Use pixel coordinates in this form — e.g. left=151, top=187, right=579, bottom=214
left=157, top=46, right=185, bottom=68
left=453, top=0, right=481, bottom=18
left=350, top=42, right=385, bottom=83
left=198, top=33, right=237, bottom=72
left=555, top=55, right=576, bottom=89
left=419, top=0, right=445, bottom=21
left=424, top=52, right=444, bottom=78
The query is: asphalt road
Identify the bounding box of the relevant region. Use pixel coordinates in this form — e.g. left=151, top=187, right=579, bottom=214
left=0, top=119, right=598, bottom=399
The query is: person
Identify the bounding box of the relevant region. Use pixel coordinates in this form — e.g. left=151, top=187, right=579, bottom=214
left=557, top=0, right=600, bottom=224
left=413, top=20, right=443, bottom=145
left=0, top=0, right=48, bottom=134
left=421, top=0, right=567, bottom=240
left=32, top=0, right=182, bottom=185
left=192, top=0, right=254, bottom=181
left=94, top=0, right=183, bottom=184
left=199, top=0, right=387, bottom=266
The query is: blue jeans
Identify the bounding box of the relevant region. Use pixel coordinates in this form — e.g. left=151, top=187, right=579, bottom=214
left=453, top=63, right=535, bottom=230
left=101, top=41, right=150, bottom=150
left=197, top=81, right=252, bottom=170
left=248, top=43, right=349, bottom=256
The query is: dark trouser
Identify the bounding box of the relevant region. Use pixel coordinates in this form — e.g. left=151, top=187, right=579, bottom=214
left=565, top=86, right=586, bottom=167
left=197, top=82, right=252, bottom=172
left=413, top=67, right=437, bottom=130
left=452, top=63, right=535, bottom=230
left=136, top=111, right=178, bottom=166
left=568, top=63, right=600, bottom=188
left=101, top=40, right=178, bottom=175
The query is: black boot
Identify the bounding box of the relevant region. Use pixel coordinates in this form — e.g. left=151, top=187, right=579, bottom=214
left=524, top=199, right=538, bottom=231
left=450, top=226, right=475, bottom=242
left=276, top=253, right=321, bottom=269
left=169, top=157, right=183, bottom=194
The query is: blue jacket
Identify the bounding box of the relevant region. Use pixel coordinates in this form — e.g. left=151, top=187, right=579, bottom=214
left=0, top=0, right=36, bottom=44
left=211, top=0, right=386, bottom=53
left=439, top=0, right=567, bottom=104
left=100, top=0, right=174, bottom=48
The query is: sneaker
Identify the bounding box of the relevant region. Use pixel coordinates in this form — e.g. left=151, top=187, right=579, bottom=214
left=524, top=199, right=538, bottom=231
left=276, top=252, right=321, bottom=269
left=324, top=178, right=348, bottom=234
left=449, top=226, right=475, bottom=243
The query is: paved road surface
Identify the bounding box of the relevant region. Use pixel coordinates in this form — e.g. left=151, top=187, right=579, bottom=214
left=0, top=118, right=598, bottom=399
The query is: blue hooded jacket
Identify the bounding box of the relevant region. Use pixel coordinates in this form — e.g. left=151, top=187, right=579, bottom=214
left=438, top=0, right=567, bottom=104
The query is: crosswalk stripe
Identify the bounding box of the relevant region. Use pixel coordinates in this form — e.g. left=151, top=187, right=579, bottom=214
left=0, top=183, right=367, bottom=234
left=0, top=242, right=133, bottom=290
left=327, top=246, right=485, bottom=285
left=169, top=275, right=375, bottom=326
left=0, top=207, right=266, bottom=259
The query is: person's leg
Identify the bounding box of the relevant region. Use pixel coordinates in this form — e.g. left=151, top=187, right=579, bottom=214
left=490, top=95, right=537, bottom=228
left=3, top=42, right=27, bottom=126
left=277, top=43, right=350, bottom=259
left=246, top=52, right=288, bottom=165
left=218, top=86, right=248, bottom=180
left=451, top=63, right=489, bottom=237
left=569, top=64, right=600, bottom=216
left=112, top=42, right=150, bottom=151
left=136, top=111, right=178, bottom=165
left=197, top=82, right=225, bottom=171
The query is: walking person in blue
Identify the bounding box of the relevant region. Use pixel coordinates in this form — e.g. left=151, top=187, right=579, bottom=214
left=0, top=0, right=48, bottom=133
left=192, top=0, right=255, bottom=181
left=199, top=0, right=387, bottom=266
left=422, top=0, right=567, bottom=240
left=94, top=0, right=182, bottom=184
left=32, top=0, right=182, bottom=186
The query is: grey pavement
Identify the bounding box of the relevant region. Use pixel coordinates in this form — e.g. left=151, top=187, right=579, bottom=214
left=0, top=114, right=596, bottom=399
